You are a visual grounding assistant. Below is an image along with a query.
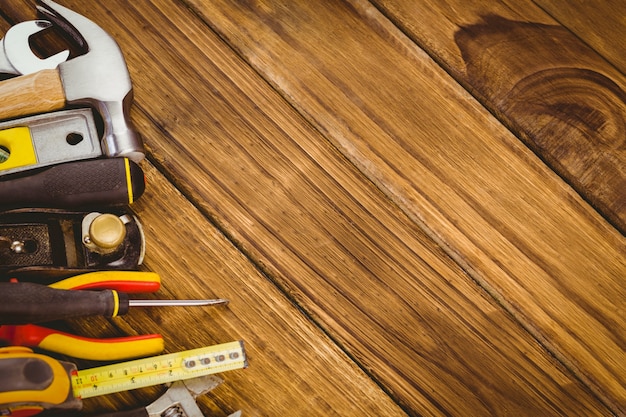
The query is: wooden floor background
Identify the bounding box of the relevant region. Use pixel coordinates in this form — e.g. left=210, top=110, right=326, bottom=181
left=2, top=1, right=624, bottom=416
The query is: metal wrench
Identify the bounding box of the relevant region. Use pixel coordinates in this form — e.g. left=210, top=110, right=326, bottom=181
left=93, top=375, right=242, bottom=417
left=0, top=20, right=69, bottom=75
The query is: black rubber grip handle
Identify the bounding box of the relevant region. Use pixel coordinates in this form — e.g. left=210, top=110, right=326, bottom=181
left=0, top=158, right=145, bottom=209
left=0, top=282, right=130, bottom=324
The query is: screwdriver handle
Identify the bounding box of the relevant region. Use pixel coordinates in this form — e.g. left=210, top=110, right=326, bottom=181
left=0, top=282, right=129, bottom=324
left=0, top=157, right=145, bottom=209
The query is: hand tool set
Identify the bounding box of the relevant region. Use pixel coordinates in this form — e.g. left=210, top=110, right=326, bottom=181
left=0, top=345, right=247, bottom=416
left=0, top=2, right=246, bottom=416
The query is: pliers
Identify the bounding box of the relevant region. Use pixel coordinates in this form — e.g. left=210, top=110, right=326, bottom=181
left=0, top=271, right=164, bottom=361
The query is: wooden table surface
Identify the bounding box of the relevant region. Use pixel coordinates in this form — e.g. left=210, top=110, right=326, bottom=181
left=2, top=1, right=624, bottom=416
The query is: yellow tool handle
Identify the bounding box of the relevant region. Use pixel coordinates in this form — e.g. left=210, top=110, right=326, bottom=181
left=13, top=324, right=165, bottom=361
left=49, top=271, right=161, bottom=292
left=0, top=69, right=65, bottom=120
left=38, top=333, right=164, bottom=361
left=0, top=347, right=80, bottom=415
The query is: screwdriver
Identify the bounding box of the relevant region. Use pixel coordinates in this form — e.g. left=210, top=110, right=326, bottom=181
left=0, top=281, right=228, bottom=325
left=0, top=157, right=145, bottom=209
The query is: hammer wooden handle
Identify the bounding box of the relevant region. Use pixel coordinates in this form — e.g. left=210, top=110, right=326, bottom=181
left=0, top=69, right=65, bottom=119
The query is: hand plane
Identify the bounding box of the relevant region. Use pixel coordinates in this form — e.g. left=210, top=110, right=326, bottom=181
left=0, top=208, right=145, bottom=279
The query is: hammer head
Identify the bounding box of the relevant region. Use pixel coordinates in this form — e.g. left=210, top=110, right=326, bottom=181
left=36, top=0, right=144, bottom=162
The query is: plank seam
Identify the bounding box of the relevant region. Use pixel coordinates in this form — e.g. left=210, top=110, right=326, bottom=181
left=364, top=0, right=624, bottom=236
left=138, top=105, right=416, bottom=416
left=528, top=0, right=626, bottom=78
left=330, top=1, right=625, bottom=414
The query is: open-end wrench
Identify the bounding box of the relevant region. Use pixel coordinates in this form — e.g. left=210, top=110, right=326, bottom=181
left=0, top=20, right=69, bottom=75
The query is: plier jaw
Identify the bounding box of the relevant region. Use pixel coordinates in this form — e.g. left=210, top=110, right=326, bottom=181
left=1, top=271, right=165, bottom=360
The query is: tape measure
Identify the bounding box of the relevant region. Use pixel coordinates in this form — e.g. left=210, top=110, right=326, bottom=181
left=72, top=341, right=247, bottom=399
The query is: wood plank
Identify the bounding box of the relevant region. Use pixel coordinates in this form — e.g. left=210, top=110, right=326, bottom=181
left=370, top=0, right=626, bottom=233
left=123, top=163, right=409, bottom=417
left=126, top=11, right=615, bottom=417
left=0, top=1, right=620, bottom=415
left=4, top=0, right=617, bottom=415
left=532, top=0, right=626, bottom=73
left=154, top=0, right=626, bottom=413
left=135, top=122, right=613, bottom=415
left=55, top=162, right=409, bottom=417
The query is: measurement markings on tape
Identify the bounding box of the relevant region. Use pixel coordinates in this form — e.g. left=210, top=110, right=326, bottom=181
left=72, top=341, right=247, bottom=399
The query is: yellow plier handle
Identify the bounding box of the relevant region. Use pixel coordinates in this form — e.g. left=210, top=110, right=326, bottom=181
left=0, top=324, right=164, bottom=361
left=49, top=270, right=161, bottom=292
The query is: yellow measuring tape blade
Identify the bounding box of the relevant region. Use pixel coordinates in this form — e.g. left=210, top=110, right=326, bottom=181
left=72, top=341, right=247, bottom=399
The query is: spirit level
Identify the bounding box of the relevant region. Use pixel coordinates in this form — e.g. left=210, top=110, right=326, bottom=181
left=0, top=108, right=101, bottom=176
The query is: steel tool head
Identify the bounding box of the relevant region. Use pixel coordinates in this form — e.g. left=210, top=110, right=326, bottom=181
left=2, top=20, right=69, bottom=75
left=36, top=0, right=144, bottom=161
left=146, top=376, right=224, bottom=417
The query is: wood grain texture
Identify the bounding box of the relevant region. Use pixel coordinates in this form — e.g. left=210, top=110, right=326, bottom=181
left=175, top=0, right=626, bottom=413
left=8, top=0, right=617, bottom=415
left=371, top=0, right=626, bottom=233
left=1, top=1, right=623, bottom=416
left=532, top=0, right=626, bottom=73
left=0, top=69, right=64, bottom=119
left=57, top=162, right=408, bottom=417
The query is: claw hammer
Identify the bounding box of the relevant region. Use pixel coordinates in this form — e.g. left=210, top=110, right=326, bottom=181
left=0, top=0, right=144, bottom=162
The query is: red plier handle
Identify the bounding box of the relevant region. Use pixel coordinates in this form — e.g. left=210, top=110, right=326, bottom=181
left=0, top=324, right=163, bottom=361
left=1, top=271, right=164, bottom=360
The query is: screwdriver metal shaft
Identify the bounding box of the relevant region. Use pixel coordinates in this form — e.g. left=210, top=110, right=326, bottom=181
left=128, top=299, right=229, bottom=307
